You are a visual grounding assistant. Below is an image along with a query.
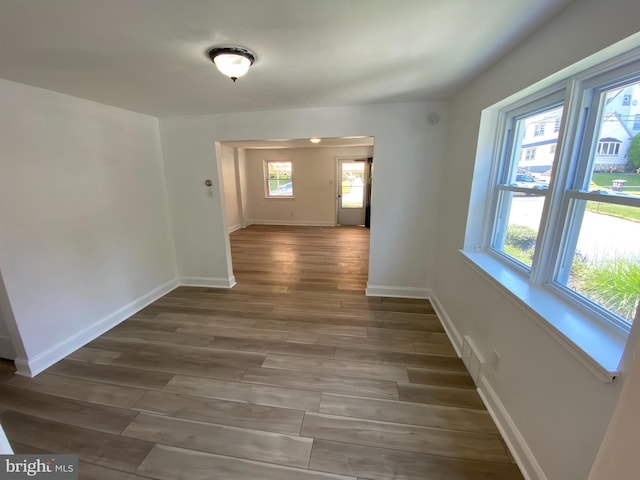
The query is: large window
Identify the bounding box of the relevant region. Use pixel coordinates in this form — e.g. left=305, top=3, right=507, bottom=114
left=486, top=64, right=640, bottom=328
left=491, top=103, right=561, bottom=269
left=265, top=160, right=293, bottom=197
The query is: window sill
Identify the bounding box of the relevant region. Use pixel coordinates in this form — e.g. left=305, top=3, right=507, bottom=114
left=460, top=250, right=626, bottom=383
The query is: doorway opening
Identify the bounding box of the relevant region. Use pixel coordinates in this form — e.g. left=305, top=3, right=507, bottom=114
left=216, top=136, right=374, bottom=292
left=337, top=157, right=373, bottom=227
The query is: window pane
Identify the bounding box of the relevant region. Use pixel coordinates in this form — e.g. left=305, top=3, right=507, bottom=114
left=562, top=201, right=639, bottom=324
left=588, top=81, right=640, bottom=181
left=267, top=161, right=293, bottom=196
left=341, top=162, right=365, bottom=208
left=494, top=192, right=544, bottom=267
left=509, top=105, right=564, bottom=189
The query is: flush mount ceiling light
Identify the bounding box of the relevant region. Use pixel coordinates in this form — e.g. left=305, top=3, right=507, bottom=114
left=309, top=138, right=322, bottom=144
left=208, top=46, right=256, bottom=82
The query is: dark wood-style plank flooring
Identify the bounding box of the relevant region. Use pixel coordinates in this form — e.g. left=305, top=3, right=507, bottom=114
left=0, top=225, right=524, bottom=479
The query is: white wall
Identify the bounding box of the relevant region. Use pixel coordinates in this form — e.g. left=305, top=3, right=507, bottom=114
left=432, top=0, right=640, bottom=479
left=0, top=273, right=17, bottom=360
left=588, top=306, right=640, bottom=480
left=0, top=79, right=178, bottom=376
left=244, top=146, right=373, bottom=226
left=219, top=143, right=242, bottom=232
left=0, top=316, right=14, bottom=360
left=159, top=102, right=446, bottom=295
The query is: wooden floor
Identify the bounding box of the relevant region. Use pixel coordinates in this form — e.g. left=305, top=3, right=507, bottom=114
left=0, top=225, right=524, bottom=480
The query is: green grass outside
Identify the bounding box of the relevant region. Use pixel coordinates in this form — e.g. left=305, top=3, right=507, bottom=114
left=503, top=224, right=638, bottom=323
left=503, top=244, right=534, bottom=266
left=268, top=178, right=292, bottom=194
left=591, top=173, right=640, bottom=193
left=585, top=201, right=640, bottom=223
left=570, top=255, right=640, bottom=323
left=587, top=173, right=640, bottom=222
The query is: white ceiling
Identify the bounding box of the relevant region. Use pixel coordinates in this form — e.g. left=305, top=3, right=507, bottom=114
left=0, top=0, right=571, bottom=117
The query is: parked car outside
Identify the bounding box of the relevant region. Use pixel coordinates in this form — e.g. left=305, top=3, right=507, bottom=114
left=513, top=174, right=548, bottom=189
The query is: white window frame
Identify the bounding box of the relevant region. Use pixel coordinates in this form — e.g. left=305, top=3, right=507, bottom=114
left=464, top=45, right=640, bottom=383
left=264, top=159, right=294, bottom=198
left=485, top=92, right=564, bottom=276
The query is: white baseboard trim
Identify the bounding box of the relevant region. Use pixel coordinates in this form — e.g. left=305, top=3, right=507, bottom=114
left=365, top=284, right=429, bottom=299
left=250, top=220, right=336, bottom=227
left=14, top=278, right=180, bottom=377
left=227, top=223, right=243, bottom=233
left=0, top=335, right=16, bottom=360
left=478, top=375, right=547, bottom=480
left=426, top=290, right=463, bottom=357
left=180, top=276, right=237, bottom=289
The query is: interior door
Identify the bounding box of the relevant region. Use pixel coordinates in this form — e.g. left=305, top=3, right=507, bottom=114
left=337, top=159, right=367, bottom=226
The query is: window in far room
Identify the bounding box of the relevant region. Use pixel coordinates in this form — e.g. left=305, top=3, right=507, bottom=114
left=264, top=160, right=293, bottom=197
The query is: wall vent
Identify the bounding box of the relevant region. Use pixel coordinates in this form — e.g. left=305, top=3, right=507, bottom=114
left=462, top=335, right=484, bottom=384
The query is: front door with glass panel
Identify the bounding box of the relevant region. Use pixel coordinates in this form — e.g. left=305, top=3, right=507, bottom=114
left=337, top=159, right=367, bottom=226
